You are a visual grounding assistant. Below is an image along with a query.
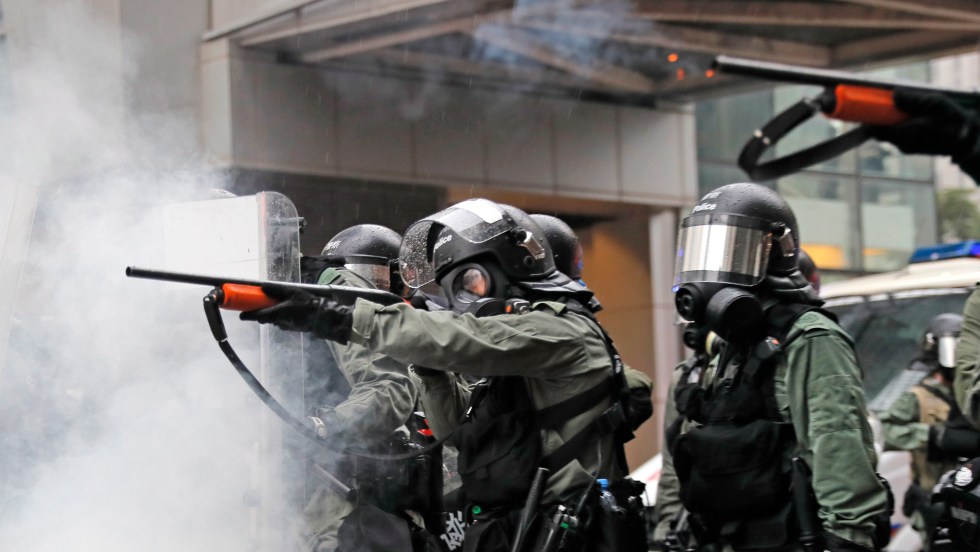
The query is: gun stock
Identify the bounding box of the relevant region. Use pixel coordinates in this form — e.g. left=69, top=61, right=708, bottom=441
left=711, top=55, right=980, bottom=180
left=125, top=266, right=403, bottom=311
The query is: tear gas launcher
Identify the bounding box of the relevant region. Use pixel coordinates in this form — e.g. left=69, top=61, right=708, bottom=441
left=124, top=266, right=423, bottom=482
left=712, top=55, right=980, bottom=180
left=125, top=266, right=402, bottom=310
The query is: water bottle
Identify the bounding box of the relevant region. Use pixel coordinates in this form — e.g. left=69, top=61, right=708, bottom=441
left=597, top=478, right=624, bottom=516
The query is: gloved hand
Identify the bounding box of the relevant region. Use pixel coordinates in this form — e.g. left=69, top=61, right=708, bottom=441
left=308, top=415, right=328, bottom=439
left=240, top=287, right=353, bottom=344
left=867, top=88, right=980, bottom=181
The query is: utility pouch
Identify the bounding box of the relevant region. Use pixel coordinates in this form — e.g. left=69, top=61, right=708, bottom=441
left=462, top=510, right=521, bottom=552
left=674, top=419, right=793, bottom=520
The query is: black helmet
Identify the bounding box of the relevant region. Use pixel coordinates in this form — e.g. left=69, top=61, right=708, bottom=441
left=530, top=214, right=584, bottom=280
left=399, top=199, right=555, bottom=312
left=922, top=313, right=964, bottom=369
left=322, top=224, right=402, bottom=291
left=674, top=182, right=801, bottom=290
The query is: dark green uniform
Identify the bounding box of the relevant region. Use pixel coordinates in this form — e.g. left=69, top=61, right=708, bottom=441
left=303, top=267, right=418, bottom=552
left=955, top=287, right=980, bottom=428
left=880, top=376, right=956, bottom=490
left=663, top=311, right=888, bottom=549
left=348, top=297, right=623, bottom=505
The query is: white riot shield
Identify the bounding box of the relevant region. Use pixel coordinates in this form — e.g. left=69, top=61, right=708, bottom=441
left=163, top=191, right=305, bottom=552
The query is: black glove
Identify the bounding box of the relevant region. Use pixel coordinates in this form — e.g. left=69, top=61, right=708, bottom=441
left=240, top=287, right=353, bottom=344
left=867, top=88, right=980, bottom=181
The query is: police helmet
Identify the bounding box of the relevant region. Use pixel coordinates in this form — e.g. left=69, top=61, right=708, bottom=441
left=922, top=313, right=964, bottom=369
left=674, top=182, right=802, bottom=290
left=322, top=224, right=402, bottom=291
left=530, top=214, right=584, bottom=280
left=399, top=199, right=555, bottom=312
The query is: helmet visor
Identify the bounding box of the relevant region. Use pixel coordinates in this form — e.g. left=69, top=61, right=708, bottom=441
left=400, top=199, right=513, bottom=289
left=938, top=336, right=958, bottom=369
left=674, top=213, right=772, bottom=288
left=344, top=262, right=391, bottom=292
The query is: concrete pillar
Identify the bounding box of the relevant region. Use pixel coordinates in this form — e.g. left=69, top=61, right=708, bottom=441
left=648, top=208, right=683, bottom=452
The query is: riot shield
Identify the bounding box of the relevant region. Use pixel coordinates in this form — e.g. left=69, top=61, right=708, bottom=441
left=163, top=191, right=305, bottom=551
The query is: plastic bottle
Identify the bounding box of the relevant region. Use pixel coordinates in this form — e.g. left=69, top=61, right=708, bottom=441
left=597, top=478, right=624, bottom=516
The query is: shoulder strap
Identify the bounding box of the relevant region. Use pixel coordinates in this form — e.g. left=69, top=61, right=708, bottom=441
left=538, top=310, right=633, bottom=473
left=915, top=381, right=956, bottom=409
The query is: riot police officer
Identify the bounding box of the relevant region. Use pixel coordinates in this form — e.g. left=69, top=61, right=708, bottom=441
left=879, top=314, right=963, bottom=549
left=243, top=198, right=647, bottom=552
left=297, top=224, right=429, bottom=552
left=666, top=182, right=890, bottom=551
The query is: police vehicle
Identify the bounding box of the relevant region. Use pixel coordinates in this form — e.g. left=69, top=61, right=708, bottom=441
left=818, top=241, right=979, bottom=551
left=634, top=242, right=980, bottom=549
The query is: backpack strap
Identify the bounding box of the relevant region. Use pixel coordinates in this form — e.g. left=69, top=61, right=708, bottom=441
left=743, top=302, right=828, bottom=420
left=536, top=304, right=634, bottom=474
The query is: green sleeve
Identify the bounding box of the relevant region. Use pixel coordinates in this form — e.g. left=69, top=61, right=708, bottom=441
left=315, top=271, right=417, bottom=445
left=956, top=287, right=980, bottom=427
left=653, top=366, right=684, bottom=542
left=414, top=370, right=472, bottom=441
left=879, top=391, right=928, bottom=452
left=350, top=299, right=610, bottom=379
left=320, top=342, right=417, bottom=444
left=785, top=315, right=888, bottom=549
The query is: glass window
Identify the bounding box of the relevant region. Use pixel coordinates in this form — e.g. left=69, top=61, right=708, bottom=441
left=825, top=289, right=971, bottom=412
left=777, top=173, right=860, bottom=271
left=696, top=90, right=773, bottom=162
left=695, top=59, right=936, bottom=277
left=860, top=179, right=937, bottom=271
left=773, top=85, right=856, bottom=174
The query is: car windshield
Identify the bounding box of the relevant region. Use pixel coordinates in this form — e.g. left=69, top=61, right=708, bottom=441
left=824, top=288, right=973, bottom=413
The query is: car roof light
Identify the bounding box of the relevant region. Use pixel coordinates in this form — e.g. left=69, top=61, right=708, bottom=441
left=909, top=240, right=980, bottom=263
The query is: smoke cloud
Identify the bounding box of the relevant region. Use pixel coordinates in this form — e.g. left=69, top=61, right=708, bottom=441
left=0, top=2, right=294, bottom=550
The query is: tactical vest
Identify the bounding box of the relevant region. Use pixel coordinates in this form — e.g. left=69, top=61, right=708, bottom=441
left=669, top=303, right=826, bottom=541
left=909, top=381, right=954, bottom=490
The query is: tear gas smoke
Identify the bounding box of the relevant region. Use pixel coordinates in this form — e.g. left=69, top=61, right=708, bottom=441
left=0, top=2, right=301, bottom=549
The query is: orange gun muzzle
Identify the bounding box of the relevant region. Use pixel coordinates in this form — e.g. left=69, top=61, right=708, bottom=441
left=220, top=284, right=279, bottom=311
left=827, top=85, right=910, bottom=126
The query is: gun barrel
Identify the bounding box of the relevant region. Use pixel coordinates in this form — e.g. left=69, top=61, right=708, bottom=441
left=714, top=55, right=979, bottom=104
left=125, top=266, right=403, bottom=306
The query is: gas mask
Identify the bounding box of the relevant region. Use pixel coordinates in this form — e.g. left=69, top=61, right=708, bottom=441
left=439, top=261, right=514, bottom=315
left=675, top=283, right=764, bottom=344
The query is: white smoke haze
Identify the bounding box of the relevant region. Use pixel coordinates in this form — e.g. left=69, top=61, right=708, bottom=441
left=0, top=1, right=290, bottom=550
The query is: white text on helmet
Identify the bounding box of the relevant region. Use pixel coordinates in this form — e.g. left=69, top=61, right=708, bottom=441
left=433, top=233, right=453, bottom=252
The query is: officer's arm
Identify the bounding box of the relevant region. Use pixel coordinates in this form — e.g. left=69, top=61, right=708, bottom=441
left=624, top=364, right=654, bottom=430
left=413, top=370, right=471, bottom=441
left=787, top=328, right=888, bottom=550
left=878, top=392, right=927, bottom=451
left=956, top=288, right=980, bottom=427
left=348, top=299, right=603, bottom=378
left=652, top=368, right=684, bottom=544
left=318, top=345, right=417, bottom=445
